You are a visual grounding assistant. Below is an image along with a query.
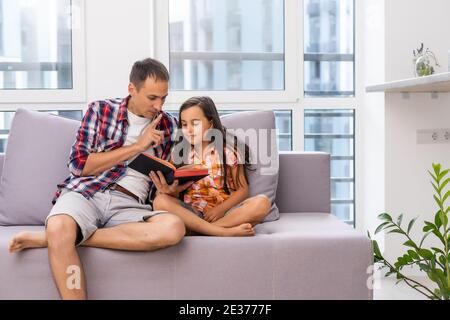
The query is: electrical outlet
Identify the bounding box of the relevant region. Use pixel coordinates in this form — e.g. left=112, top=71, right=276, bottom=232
left=417, top=129, right=450, bottom=144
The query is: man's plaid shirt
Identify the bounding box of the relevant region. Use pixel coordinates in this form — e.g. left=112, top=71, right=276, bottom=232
left=52, top=96, right=178, bottom=205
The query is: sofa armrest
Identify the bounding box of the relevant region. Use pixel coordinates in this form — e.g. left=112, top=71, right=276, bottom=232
left=0, top=153, right=4, bottom=180
left=275, top=152, right=330, bottom=213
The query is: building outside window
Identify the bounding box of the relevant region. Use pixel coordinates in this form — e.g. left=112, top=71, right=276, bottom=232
left=0, top=0, right=73, bottom=90
left=169, top=0, right=285, bottom=91
left=304, top=0, right=354, bottom=97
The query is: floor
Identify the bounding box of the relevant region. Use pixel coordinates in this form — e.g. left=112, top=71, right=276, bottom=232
left=373, top=276, right=435, bottom=300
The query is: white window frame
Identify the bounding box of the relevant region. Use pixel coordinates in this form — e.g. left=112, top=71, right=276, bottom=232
left=0, top=0, right=86, bottom=104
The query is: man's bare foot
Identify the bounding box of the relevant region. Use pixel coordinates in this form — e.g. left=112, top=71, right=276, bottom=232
left=221, top=223, right=255, bottom=237
left=8, top=231, right=47, bottom=253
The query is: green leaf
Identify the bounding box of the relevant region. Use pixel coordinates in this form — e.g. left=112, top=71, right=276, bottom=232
left=438, top=169, right=450, bottom=182
left=431, top=230, right=446, bottom=246
left=430, top=247, right=445, bottom=255
left=442, top=214, right=448, bottom=227
left=429, top=170, right=439, bottom=185
left=438, top=255, right=446, bottom=266
left=418, top=263, right=430, bottom=272
left=418, top=249, right=434, bottom=260
left=372, top=240, right=382, bottom=258
left=442, top=189, right=450, bottom=203
left=375, top=222, right=391, bottom=235
left=435, top=212, right=442, bottom=229
left=439, top=177, right=450, bottom=193
left=387, top=229, right=404, bottom=235
left=434, top=195, right=442, bottom=209
left=397, top=214, right=404, bottom=227
left=407, top=217, right=418, bottom=234
left=407, top=250, right=420, bottom=260
left=378, top=213, right=392, bottom=222
left=432, top=164, right=441, bottom=178
left=403, top=254, right=413, bottom=263
left=431, top=182, right=440, bottom=195
left=403, top=240, right=417, bottom=248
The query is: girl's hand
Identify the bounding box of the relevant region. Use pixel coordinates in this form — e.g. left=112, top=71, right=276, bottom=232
left=150, top=171, right=193, bottom=198
left=203, top=206, right=225, bottom=223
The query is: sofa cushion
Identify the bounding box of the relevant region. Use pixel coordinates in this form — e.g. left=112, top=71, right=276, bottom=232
left=0, top=109, right=80, bottom=225
left=221, top=111, right=280, bottom=222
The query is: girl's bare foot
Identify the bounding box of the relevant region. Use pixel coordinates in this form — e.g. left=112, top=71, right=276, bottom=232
left=221, top=223, right=255, bottom=237
left=8, top=231, right=47, bottom=253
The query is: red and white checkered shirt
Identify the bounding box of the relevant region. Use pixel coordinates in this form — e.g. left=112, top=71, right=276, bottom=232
left=52, top=96, right=177, bottom=204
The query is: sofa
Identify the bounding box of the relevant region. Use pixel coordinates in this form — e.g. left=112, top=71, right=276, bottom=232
left=0, top=109, right=373, bottom=300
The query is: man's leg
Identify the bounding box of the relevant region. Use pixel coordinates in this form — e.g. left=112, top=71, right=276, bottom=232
left=46, top=214, right=87, bottom=300
left=212, top=195, right=271, bottom=228
left=152, top=194, right=255, bottom=237
left=81, top=213, right=185, bottom=251
left=7, top=214, right=185, bottom=252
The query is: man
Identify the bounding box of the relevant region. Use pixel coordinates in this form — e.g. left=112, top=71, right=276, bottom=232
left=8, top=58, right=192, bottom=299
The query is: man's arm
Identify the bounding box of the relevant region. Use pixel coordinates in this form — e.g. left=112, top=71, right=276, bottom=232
left=81, top=113, right=164, bottom=176
left=69, top=103, right=164, bottom=177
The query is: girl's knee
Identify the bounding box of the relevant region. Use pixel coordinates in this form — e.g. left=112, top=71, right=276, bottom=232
left=253, top=195, right=271, bottom=216
left=253, top=194, right=271, bottom=208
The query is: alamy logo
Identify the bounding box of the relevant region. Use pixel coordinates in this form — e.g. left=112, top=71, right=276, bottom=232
left=66, top=265, right=81, bottom=290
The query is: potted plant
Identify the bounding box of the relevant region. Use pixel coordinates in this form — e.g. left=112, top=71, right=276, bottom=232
left=413, top=43, right=440, bottom=77
left=369, top=163, right=450, bottom=300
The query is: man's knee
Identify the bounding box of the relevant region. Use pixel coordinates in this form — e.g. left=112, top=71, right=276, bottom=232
left=46, top=215, right=78, bottom=248
left=151, top=214, right=186, bottom=246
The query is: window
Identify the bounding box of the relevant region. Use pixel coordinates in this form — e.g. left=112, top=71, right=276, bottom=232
left=168, top=0, right=285, bottom=91
left=304, top=109, right=355, bottom=225
left=0, top=0, right=3, bottom=55
left=0, top=110, right=82, bottom=153
left=0, top=0, right=72, bottom=90
left=0, top=0, right=85, bottom=103
left=304, top=0, right=354, bottom=96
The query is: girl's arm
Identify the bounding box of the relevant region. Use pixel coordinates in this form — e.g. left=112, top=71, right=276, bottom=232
left=204, top=164, right=248, bottom=222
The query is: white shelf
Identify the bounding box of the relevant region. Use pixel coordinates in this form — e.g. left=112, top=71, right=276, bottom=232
left=366, top=72, right=450, bottom=93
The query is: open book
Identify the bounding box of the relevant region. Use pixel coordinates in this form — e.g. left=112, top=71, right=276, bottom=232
left=128, top=153, right=209, bottom=185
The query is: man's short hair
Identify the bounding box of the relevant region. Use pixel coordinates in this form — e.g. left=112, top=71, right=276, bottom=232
left=130, top=58, right=170, bottom=90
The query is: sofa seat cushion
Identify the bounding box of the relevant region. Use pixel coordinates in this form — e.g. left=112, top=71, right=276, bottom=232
left=0, top=213, right=372, bottom=300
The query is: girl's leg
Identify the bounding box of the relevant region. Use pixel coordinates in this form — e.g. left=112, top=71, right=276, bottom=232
left=153, top=194, right=254, bottom=237
left=212, top=195, right=271, bottom=228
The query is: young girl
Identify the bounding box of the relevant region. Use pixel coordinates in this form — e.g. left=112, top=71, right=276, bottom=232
left=152, top=96, right=271, bottom=237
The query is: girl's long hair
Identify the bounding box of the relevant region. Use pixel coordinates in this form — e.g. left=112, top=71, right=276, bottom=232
left=174, top=96, right=253, bottom=194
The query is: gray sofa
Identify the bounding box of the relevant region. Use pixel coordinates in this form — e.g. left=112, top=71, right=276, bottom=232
left=0, top=110, right=373, bottom=300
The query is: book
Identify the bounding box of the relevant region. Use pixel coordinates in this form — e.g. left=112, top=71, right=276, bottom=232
left=128, top=153, right=209, bottom=185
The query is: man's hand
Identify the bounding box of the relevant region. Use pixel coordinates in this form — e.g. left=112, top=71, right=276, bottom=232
left=150, top=171, right=193, bottom=198
left=203, top=206, right=226, bottom=223
left=135, top=114, right=165, bottom=152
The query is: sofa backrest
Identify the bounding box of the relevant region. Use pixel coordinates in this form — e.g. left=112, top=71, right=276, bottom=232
left=0, top=109, right=80, bottom=225
left=275, top=152, right=330, bottom=214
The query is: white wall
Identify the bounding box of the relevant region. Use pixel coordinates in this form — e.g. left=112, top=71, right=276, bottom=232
left=382, top=0, right=450, bottom=271
left=359, top=0, right=385, bottom=248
